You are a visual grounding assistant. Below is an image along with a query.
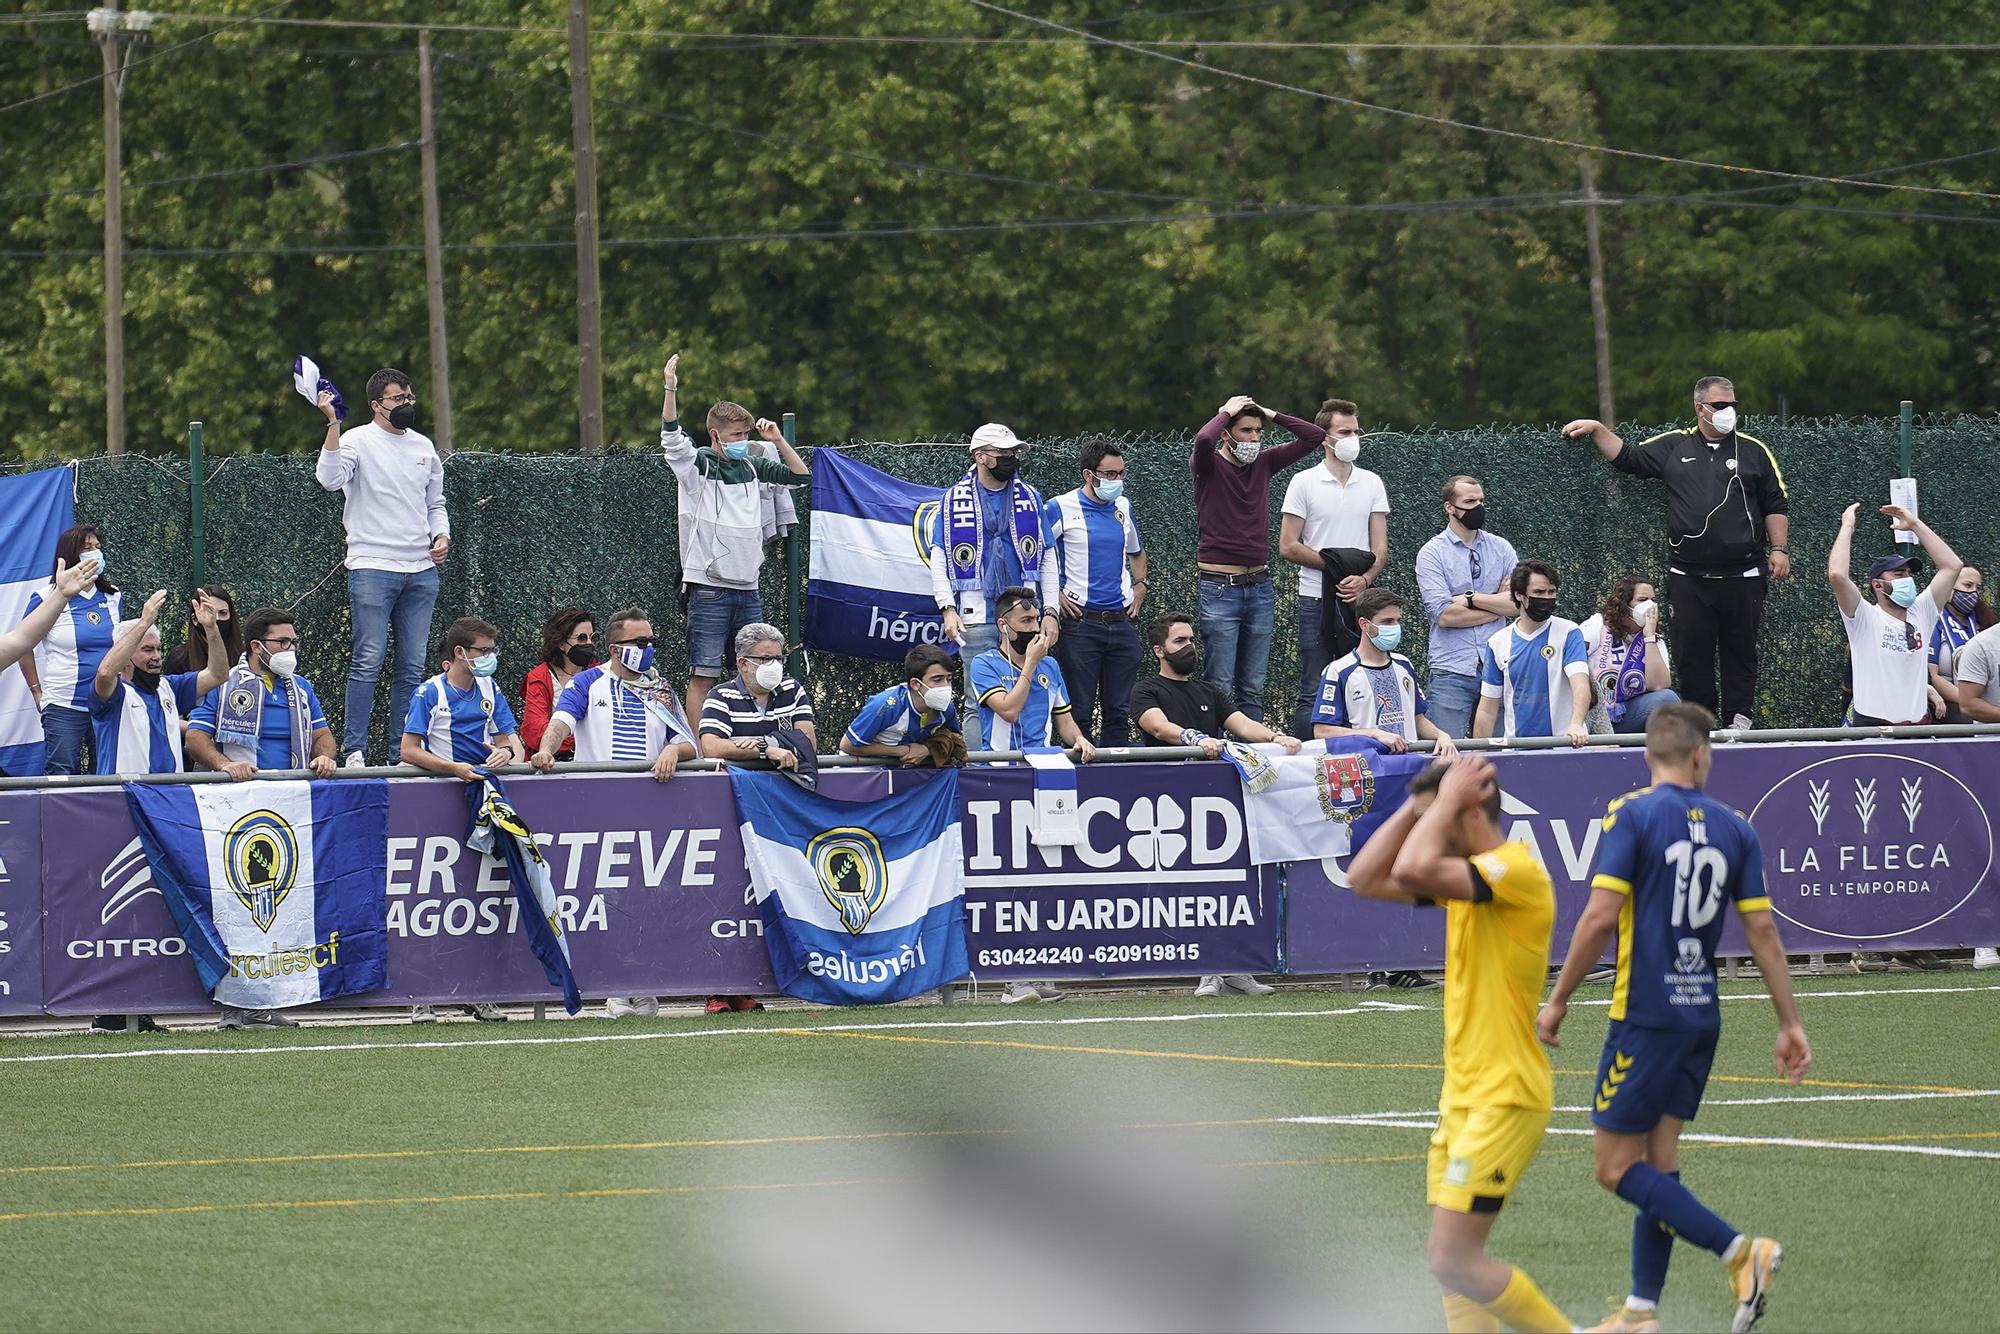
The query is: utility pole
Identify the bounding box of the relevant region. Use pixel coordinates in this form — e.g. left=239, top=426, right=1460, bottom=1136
left=567, top=0, right=604, bottom=454
left=417, top=29, right=454, bottom=456
left=1579, top=155, right=1615, bottom=425
left=89, top=5, right=150, bottom=457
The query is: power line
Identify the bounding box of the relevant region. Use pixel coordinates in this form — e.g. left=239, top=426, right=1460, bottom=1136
left=966, top=0, right=2000, bottom=203
left=0, top=0, right=297, bottom=116
left=0, top=139, right=419, bottom=205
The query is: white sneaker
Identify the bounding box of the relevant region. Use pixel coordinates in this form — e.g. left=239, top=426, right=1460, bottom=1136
left=1728, top=714, right=1753, bottom=731
left=605, top=996, right=660, bottom=1018
left=1222, top=974, right=1276, bottom=996
left=1000, top=982, right=1042, bottom=1004
left=409, top=1005, right=438, bottom=1023
left=343, top=750, right=368, bottom=769
left=1975, top=947, right=2000, bottom=970
left=1193, top=975, right=1224, bottom=998
left=1031, top=982, right=1066, bottom=1002
left=462, top=1003, right=507, bottom=1022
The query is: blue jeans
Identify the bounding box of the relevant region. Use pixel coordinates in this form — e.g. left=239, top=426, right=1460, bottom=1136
left=344, top=566, right=441, bottom=755
left=1614, top=688, right=1682, bottom=734
left=686, top=584, right=764, bottom=678
left=958, top=622, right=1000, bottom=750
left=1053, top=615, right=1142, bottom=747
left=1292, top=595, right=1334, bottom=740
left=41, top=704, right=91, bottom=776
left=1426, top=670, right=1481, bottom=740
left=1196, top=575, right=1275, bottom=722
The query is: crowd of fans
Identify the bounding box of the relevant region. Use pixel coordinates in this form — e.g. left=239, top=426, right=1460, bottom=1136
left=7, top=361, right=1998, bottom=1021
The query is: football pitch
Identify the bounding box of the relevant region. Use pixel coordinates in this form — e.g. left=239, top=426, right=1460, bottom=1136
left=1, top=974, right=1995, bottom=1332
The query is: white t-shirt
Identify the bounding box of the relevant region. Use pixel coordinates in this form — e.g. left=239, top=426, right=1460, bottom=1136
left=1953, top=623, right=2000, bottom=711
left=1280, top=462, right=1389, bottom=598
left=314, top=421, right=449, bottom=572
left=1842, top=592, right=1940, bottom=722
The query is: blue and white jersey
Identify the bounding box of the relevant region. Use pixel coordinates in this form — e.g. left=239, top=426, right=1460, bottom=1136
left=24, top=585, right=121, bottom=713
left=1312, top=651, right=1428, bottom=740
left=1478, top=616, right=1589, bottom=740
left=188, top=674, right=330, bottom=770
left=552, top=666, right=670, bottom=763
left=1044, top=488, right=1142, bottom=613
left=970, top=649, right=1071, bottom=752
left=89, top=670, right=201, bottom=775
left=844, top=684, right=960, bottom=749
left=403, top=673, right=518, bottom=764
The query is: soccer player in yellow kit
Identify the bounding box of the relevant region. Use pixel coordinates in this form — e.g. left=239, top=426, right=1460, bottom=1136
left=1349, top=755, right=1570, bottom=1333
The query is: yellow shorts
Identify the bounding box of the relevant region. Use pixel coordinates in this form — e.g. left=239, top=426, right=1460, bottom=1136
left=1425, top=1104, right=1552, bottom=1214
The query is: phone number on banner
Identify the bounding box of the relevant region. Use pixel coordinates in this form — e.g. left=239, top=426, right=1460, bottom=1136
left=976, top=943, right=1203, bottom=968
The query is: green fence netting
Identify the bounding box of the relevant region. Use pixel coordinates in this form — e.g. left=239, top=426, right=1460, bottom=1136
left=10, top=415, right=1995, bottom=759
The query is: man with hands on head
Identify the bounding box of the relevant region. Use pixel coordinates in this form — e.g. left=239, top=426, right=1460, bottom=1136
left=1313, top=588, right=1459, bottom=759
left=1132, top=613, right=1301, bottom=756
left=1829, top=503, right=1963, bottom=727
left=91, top=589, right=231, bottom=776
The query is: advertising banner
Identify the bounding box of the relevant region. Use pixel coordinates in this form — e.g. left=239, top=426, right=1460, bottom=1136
left=0, top=792, right=41, bottom=1014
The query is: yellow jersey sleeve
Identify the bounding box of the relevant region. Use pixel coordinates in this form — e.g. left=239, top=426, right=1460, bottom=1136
left=1469, top=841, right=1552, bottom=909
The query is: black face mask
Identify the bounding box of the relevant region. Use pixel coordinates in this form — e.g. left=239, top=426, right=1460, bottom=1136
left=1010, top=630, right=1038, bottom=655
left=1454, top=503, right=1487, bottom=531
left=132, top=668, right=161, bottom=694
left=1163, top=645, right=1200, bottom=675
left=565, top=643, right=599, bottom=669
left=1522, top=595, right=1559, bottom=623
left=387, top=403, right=417, bottom=431
left=986, top=454, right=1020, bottom=481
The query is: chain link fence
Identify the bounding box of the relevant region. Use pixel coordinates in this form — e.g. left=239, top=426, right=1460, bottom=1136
left=7, top=415, right=1993, bottom=757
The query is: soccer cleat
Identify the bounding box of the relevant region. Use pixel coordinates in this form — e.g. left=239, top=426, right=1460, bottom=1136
left=1000, top=982, right=1042, bottom=1004
left=1975, top=947, right=2000, bottom=970
left=727, top=996, right=765, bottom=1012
left=409, top=1005, right=439, bottom=1023
left=1729, top=1236, right=1782, bottom=1333
left=703, top=996, right=732, bottom=1015
left=462, top=1003, right=507, bottom=1022
left=1193, top=975, right=1224, bottom=998
left=1585, top=1305, right=1661, bottom=1333
left=1223, top=974, right=1276, bottom=996
left=1387, top=970, right=1439, bottom=989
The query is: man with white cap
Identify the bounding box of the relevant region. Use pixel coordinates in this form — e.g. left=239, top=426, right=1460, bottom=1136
left=927, top=423, right=1062, bottom=750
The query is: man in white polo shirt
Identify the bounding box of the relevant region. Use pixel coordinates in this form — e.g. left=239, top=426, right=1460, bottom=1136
left=1829, top=503, right=1962, bottom=727
left=1278, top=398, right=1389, bottom=738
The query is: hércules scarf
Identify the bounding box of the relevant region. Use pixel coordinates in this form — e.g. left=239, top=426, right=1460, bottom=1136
left=942, top=470, right=1041, bottom=592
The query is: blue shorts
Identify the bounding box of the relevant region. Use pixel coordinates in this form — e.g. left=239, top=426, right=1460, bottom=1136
left=1590, top=1019, right=1719, bottom=1133
left=686, top=585, right=764, bottom=677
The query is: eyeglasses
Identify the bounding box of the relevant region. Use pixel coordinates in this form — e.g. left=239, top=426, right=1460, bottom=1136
left=612, top=636, right=655, bottom=649
left=468, top=644, right=497, bottom=657
left=744, top=652, right=784, bottom=665
left=1904, top=621, right=1921, bottom=652
left=1092, top=469, right=1126, bottom=481
left=378, top=393, right=416, bottom=407
left=259, top=636, right=299, bottom=649
left=1468, top=547, right=1482, bottom=582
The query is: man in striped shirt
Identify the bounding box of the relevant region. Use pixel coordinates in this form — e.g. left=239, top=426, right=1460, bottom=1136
left=531, top=607, right=696, bottom=784
left=969, top=588, right=1098, bottom=759
left=699, top=622, right=817, bottom=772
left=89, top=590, right=231, bottom=776
left=1045, top=437, right=1148, bottom=747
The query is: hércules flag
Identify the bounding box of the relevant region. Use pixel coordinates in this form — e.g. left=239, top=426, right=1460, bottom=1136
left=465, top=774, right=582, bottom=1015
left=124, top=779, right=390, bottom=1008
left=0, top=467, right=75, bottom=776
left=1231, top=738, right=1432, bottom=866
left=729, top=767, right=969, bottom=1004
left=805, top=449, right=954, bottom=661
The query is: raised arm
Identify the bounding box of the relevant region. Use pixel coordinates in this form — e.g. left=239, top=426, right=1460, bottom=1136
left=1827, top=503, right=1862, bottom=618
left=1882, top=505, right=1962, bottom=607
left=1561, top=418, right=1626, bottom=464
left=1389, top=758, right=1497, bottom=901
left=189, top=596, right=231, bottom=695
left=95, top=589, right=168, bottom=700
left=0, top=559, right=91, bottom=678
left=754, top=416, right=810, bottom=477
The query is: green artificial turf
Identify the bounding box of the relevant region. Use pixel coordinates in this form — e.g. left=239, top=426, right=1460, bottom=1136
left=0, top=974, right=1994, bottom=1332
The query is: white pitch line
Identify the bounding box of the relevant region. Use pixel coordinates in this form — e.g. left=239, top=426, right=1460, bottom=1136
left=0, top=1001, right=1429, bottom=1067
left=1572, top=982, right=2000, bottom=1007
left=1278, top=1113, right=2000, bottom=1162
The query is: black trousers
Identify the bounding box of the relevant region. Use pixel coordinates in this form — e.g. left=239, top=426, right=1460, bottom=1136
left=1666, top=572, right=1767, bottom=723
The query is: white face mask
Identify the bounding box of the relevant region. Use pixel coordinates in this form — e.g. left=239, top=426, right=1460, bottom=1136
left=267, top=650, right=298, bottom=678
left=1332, top=436, right=1362, bottom=463
left=753, top=659, right=785, bottom=691
left=1630, top=599, right=1656, bottom=624
left=1708, top=406, right=1737, bottom=435
left=920, top=684, right=954, bottom=713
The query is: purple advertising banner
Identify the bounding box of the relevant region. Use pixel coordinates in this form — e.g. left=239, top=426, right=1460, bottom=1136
left=0, top=792, right=42, bottom=1014
left=33, top=761, right=1271, bottom=1013
left=1284, top=739, right=2000, bottom=972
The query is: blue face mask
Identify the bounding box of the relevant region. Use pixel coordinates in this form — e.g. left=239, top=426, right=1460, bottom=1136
left=723, top=440, right=751, bottom=461
left=1888, top=576, right=1918, bottom=608
left=1370, top=622, right=1403, bottom=652
left=468, top=652, right=498, bottom=678
left=1095, top=478, right=1125, bottom=502
left=617, top=643, right=655, bottom=673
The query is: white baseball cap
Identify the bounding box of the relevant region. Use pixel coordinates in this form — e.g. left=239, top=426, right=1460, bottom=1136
left=968, top=422, right=1022, bottom=453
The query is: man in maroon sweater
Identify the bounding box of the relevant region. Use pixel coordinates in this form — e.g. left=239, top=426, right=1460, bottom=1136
left=1189, top=395, right=1327, bottom=721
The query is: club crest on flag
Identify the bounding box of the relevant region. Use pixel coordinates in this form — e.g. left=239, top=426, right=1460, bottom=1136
left=912, top=499, right=942, bottom=559
left=809, top=827, right=888, bottom=934
left=224, top=809, right=298, bottom=932
left=1315, top=751, right=1377, bottom=824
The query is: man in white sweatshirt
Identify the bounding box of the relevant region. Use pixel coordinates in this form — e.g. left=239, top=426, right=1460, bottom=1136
left=314, top=368, right=450, bottom=766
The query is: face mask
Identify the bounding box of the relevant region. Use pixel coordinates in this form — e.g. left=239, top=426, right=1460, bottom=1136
left=267, top=649, right=298, bottom=678
left=1453, top=503, right=1486, bottom=531
left=1951, top=590, right=1980, bottom=616
left=723, top=440, right=751, bottom=461
left=1163, top=644, right=1200, bottom=675
left=752, top=659, right=785, bottom=691
left=387, top=403, right=417, bottom=431
left=1522, top=595, right=1558, bottom=623
left=1331, top=436, right=1362, bottom=464
left=468, top=652, right=498, bottom=678
left=920, top=684, right=954, bottom=713
left=616, top=643, right=654, bottom=673
left=1010, top=630, right=1038, bottom=655
left=1227, top=440, right=1262, bottom=464
left=80, top=549, right=106, bottom=577
left=132, top=667, right=161, bottom=694
left=1888, top=576, right=1918, bottom=609
left=565, top=643, right=599, bottom=669
left=1629, top=599, right=1657, bottom=624
left=986, top=454, right=1020, bottom=481
left=1707, top=406, right=1737, bottom=435
left=1094, top=478, right=1125, bottom=502
left=1370, top=623, right=1403, bottom=652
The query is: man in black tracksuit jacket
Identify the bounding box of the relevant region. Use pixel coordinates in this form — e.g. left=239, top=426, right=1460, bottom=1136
left=1563, top=375, right=1791, bottom=728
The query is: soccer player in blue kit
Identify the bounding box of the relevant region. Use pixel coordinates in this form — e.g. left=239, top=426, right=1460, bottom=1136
left=1538, top=702, right=1812, bottom=1334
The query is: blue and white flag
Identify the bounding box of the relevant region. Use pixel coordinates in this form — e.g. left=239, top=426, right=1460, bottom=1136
left=805, top=450, right=954, bottom=661
left=1237, top=737, right=1432, bottom=866
left=0, top=468, right=75, bottom=776
left=124, top=779, right=390, bottom=1008
left=1022, top=746, right=1080, bottom=847
left=729, top=768, right=970, bottom=1005
left=465, top=774, right=582, bottom=1015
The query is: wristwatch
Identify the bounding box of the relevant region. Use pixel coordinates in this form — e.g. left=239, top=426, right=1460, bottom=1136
left=1463, top=592, right=1477, bottom=610
left=753, top=736, right=769, bottom=759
